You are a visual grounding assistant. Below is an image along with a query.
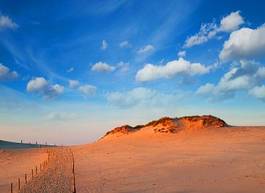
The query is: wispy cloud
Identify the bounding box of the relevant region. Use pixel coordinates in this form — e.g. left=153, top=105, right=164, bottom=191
left=67, top=67, right=74, bottom=73
left=68, top=79, right=80, bottom=89
left=119, top=40, right=131, bottom=48
left=184, top=11, right=244, bottom=48
left=78, top=84, right=96, bottom=96
left=68, top=79, right=96, bottom=97
left=91, top=61, right=129, bottom=73
left=44, top=112, right=77, bottom=121
left=137, top=44, right=155, bottom=54
left=107, top=87, right=182, bottom=108
left=249, top=86, right=265, bottom=101
left=101, top=40, right=108, bottom=50
left=177, top=50, right=186, bottom=57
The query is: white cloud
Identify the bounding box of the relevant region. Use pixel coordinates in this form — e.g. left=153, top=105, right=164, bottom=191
left=27, top=77, right=64, bottom=99
left=78, top=85, right=96, bottom=96
left=0, top=63, right=18, bottom=81
left=136, top=57, right=209, bottom=82
left=0, top=15, right=18, bottom=30
left=101, top=40, right=108, bottom=50
left=119, top=41, right=131, bottom=48
left=177, top=50, right=186, bottom=57
left=219, top=11, right=244, bottom=32
left=184, top=11, right=244, bottom=48
left=218, top=73, right=251, bottom=91
left=91, top=61, right=115, bottom=72
left=197, top=60, right=265, bottom=100
left=256, top=67, right=265, bottom=79
left=249, top=86, right=265, bottom=101
left=137, top=44, right=155, bottom=54
left=219, top=25, right=265, bottom=61
left=68, top=80, right=80, bottom=89
left=27, top=77, right=48, bottom=92
left=107, top=87, right=179, bottom=107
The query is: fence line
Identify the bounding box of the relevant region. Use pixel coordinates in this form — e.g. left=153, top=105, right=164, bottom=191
left=9, top=147, right=77, bottom=193
left=9, top=147, right=54, bottom=193
left=70, top=149, right=77, bottom=193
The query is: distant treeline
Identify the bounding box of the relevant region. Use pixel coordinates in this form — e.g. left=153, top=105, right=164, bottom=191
left=0, top=140, right=56, bottom=149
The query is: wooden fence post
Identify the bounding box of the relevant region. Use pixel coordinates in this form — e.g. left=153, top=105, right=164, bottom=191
left=25, top=174, right=27, bottom=184
left=10, top=182, right=13, bottom=193
left=71, top=150, right=76, bottom=193
left=18, top=178, right=20, bottom=191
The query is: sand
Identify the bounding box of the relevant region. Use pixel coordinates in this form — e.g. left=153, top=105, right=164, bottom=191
left=19, top=148, right=73, bottom=193
left=0, top=148, right=48, bottom=192
left=1, top=126, right=265, bottom=193
left=73, top=126, right=265, bottom=193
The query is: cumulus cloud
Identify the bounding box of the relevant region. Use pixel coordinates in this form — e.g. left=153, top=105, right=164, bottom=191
left=91, top=61, right=115, bottom=72
left=101, top=40, right=108, bottom=50
left=119, top=40, right=131, bottom=48
left=0, top=15, right=18, bottom=30
left=68, top=80, right=80, bottom=89
left=137, top=44, right=155, bottom=54
left=27, top=77, right=64, bottom=99
left=219, top=11, right=245, bottom=32
left=0, top=63, right=18, bottom=81
left=78, top=85, right=96, bottom=96
left=136, top=57, right=209, bottom=82
left=197, top=60, right=265, bottom=100
left=107, top=87, right=179, bottom=107
left=184, top=11, right=244, bottom=48
left=219, top=25, right=265, bottom=61
left=27, top=77, right=48, bottom=92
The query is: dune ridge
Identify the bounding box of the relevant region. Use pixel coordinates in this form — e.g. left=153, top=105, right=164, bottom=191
left=103, top=115, right=228, bottom=138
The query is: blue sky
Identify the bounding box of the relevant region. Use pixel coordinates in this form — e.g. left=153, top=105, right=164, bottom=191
left=0, top=0, right=265, bottom=144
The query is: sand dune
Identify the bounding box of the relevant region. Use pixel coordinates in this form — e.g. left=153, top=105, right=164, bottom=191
left=1, top=116, right=265, bottom=193
left=73, top=126, right=265, bottom=193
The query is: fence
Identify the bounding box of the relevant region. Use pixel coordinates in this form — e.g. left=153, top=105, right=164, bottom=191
left=71, top=149, right=77, bottom=193
left=9, top=147, right=77, bottom=193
